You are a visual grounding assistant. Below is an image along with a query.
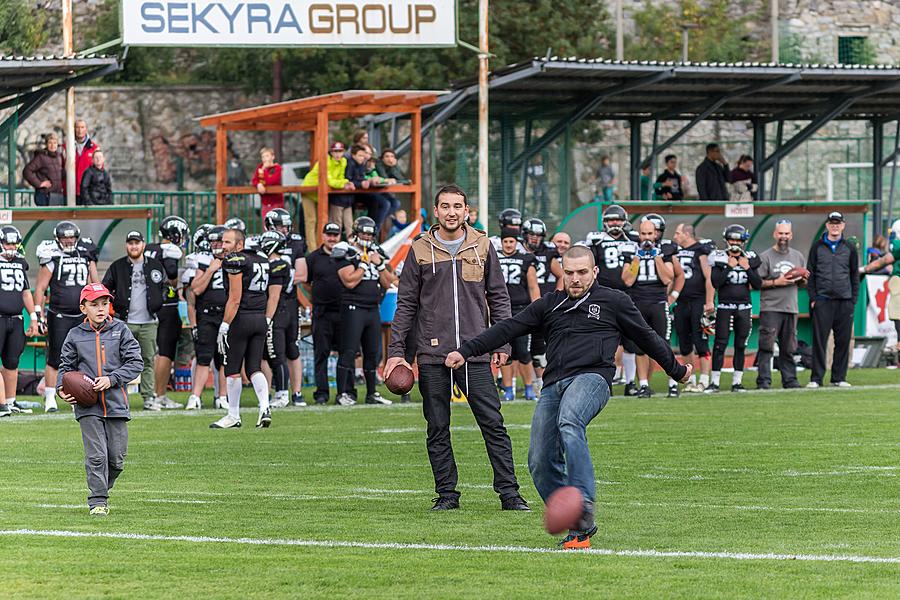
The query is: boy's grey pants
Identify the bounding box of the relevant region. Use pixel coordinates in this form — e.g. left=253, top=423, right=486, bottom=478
left=79, top=416, right=128, bottom=508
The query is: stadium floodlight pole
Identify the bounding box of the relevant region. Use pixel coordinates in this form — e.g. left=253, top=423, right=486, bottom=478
left=62, top=0, right=76, bottom=207
left=771, top=0, right=779, bottom=63
left=616, top=0, right=624, bottom=61
left=478, top=0, right=489, bottom=234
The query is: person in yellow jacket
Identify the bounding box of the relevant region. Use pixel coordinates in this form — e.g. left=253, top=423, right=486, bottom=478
left=302, top=141, right=355, bottom=243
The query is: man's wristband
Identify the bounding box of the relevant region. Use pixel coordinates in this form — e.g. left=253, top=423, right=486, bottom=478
left=670, top=290, right=680, bottom=300
left=376, top=263, right=386, bottom=272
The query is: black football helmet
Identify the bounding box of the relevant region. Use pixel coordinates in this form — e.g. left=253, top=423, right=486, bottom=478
left=224, top=217, right=246, bottom=232
left=258, top=230, right=286, bottom=256
left=522, top=218, right=547, bottom=250
left=723, top=224, right=749, bottom=253
left=264, top=208, right=292, bottom=233
left=207, top=226, right=227, bottom=257
left=55, top=221, right=80, bottom=254
left=160, top=216, right=189, bottom=246
left=0, top=225, right=21, bottom=259
left=192, top=224, right=213, bottom=254
left=498, top=208, right=523, bottom=229
left=641, top=213, right=666, bottom=235
left=602, top=205, right=628, bottom=236
left=352, top=216, right=377, bottom=243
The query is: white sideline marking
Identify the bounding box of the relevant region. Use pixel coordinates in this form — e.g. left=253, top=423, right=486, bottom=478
left=627, top=501, right=900, bottom=515
left=1, top=529, right=898, bottom=564
left=35, top=504, right=82, bottom=509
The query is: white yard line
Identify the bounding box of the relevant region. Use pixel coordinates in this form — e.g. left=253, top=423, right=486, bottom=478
left=0, top=529, right=897, bottom=564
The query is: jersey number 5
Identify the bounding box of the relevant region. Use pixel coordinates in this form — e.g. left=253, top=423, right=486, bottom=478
left=0, top=269, right=25, bottom=292
left=249, top=262, right=270, bottom=291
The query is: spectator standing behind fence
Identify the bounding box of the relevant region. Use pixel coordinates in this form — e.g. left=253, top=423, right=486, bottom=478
left=596, top=156, right=616, bottom=201
left=755, top=220, right=805, bottom=390
left=252, top=147, right=284, bottom=218
left=728, top=155, right=758, bottom=201
left=376, top=148, right=406, bottom=220
left=654, top=154, right=685, bottom=200
left=696, top=143, right=729, bottom=200
left=24, top=133, right=65, bottom=206
left=301, top=141, right=353, bottom=243
left=806, top=211, right=858, bottom=388
left=79, top=151, right=112, bottom=205
left=333, top=145, right=370, bottom=235
left=866, top=235, right=891, bottom=275
left=73, top=119, right=99, bottom=205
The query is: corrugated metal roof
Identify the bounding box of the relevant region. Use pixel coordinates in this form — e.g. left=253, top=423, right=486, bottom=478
left=0, top=55, right=119, bottom=107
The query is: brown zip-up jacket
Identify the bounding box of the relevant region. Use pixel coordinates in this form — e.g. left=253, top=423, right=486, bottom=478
left=388, top=223, right=511, bottom=364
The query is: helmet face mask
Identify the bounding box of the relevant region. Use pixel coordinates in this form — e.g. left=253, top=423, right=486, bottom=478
left=55, top=221, right=80, bottom=254
left=1, top=226, right=21, bottom=259
left=723, top=224, right=749, bottom=253
left=265, top=208, right=292, bottom=234
left=603, top=205, right=629, bottom=236
left=522, top=218, right=546, bottom=249
left=352, top=217, right=376, bottom=247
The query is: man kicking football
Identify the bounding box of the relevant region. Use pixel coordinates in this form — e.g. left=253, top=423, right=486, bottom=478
left=445, top=245, right=691, bottom=548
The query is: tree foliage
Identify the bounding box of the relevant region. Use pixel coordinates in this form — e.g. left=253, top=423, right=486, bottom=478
left=0, top=0, right=48, bottom=55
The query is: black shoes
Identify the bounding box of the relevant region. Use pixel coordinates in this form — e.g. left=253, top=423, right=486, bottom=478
left=623, top=382, right=638, bottom=396
left=667, top=384, right=679, bottom=398
left=731, top=384, right=747, bottom=393
left=636, top=385, right=652, bottom=398
left=431, top=496, right=460, bottom=511
left=500, top=495, right=531, bottom=511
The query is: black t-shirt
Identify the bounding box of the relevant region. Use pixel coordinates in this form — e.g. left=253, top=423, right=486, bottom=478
left=710, top=250, right=762, bottom=306
left=591, top=231, right=639, bottom=290
left=498, top=249, right=536, bottom=308
left=675, top=240, right=714, bottom=300
left=655, top=170, right=684, bottom=199
left=268, top=257, right=291, bottom=304
left=223, top=250, right=270, bottom=312
left=622, top=240, right=676, bottom=305
left=530, top=242, right=560, bottom=296
left=336, top=251, right=382, bottom=308
left=306, top=247, right=344, bottom=308
left=144, top=242, right=182, bottom=307
left=277, top=233, right=307, bottom=298
left=37, top=239, right=95, bottom=315
left=0, top=256, right=29, bottom=315
left=195, top=253, right=227, bottom=311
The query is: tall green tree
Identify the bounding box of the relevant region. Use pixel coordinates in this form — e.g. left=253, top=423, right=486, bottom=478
left=0, top=0, right=47, bottom=55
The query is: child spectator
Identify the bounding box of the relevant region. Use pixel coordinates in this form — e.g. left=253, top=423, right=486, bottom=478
left=389, top=209, right=409, bottom=237
left=252, top=147, right=284, bottom=217
left=79, top=150, right=112, bottom=205
left=57, top=283, right=143, bottom=516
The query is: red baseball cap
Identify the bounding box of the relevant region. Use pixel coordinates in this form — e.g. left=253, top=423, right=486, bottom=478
left=330, top=141, right=345, bottom=152
left=80, top=283, right=113, bottom=304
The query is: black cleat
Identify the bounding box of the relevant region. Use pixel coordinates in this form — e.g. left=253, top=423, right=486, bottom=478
left=704, top=384, right=720, bottom=394
left=731, top=384, right=747, bottom=393
left=256, top=409, right=272, bottom=428
left=400, top=393, right=411, bottom=403
left=756, top=382, right=771, bottom=390
left=500, top=495, right=531, bottom=511
left=623, top=382, right=639, bottom=397
left=636, top=385, right=652, bottom=398
left=431, top=496, right=460, bottom=511
left=667, top=384, right=680, bottom=398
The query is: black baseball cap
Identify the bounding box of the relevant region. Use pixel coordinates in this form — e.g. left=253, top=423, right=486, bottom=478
left=322, top=222, right=341, bottom=235
left=126, top=230, right=144, bottom=242
left=500, top=227, right=519, bottom=241
left=826, top=211, right=845, bottom=223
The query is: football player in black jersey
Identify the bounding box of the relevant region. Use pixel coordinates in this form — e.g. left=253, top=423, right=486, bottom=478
left=34, top=221, right=99, bottom=412
left=707, top=224, right=762, bottom=393
left=497, top=228, right=541, bottom=402
left=334, top=217, right=397, bottom=406
left=143, top=215, right=189, bottom=410
left=210, top=227, right=276, bottom=429
left=521, top=218, right=563, bottom=386
left=672, top=223, right=716, bottom=393
left=187, top=226, right=229, bottom=411
left=0, top=227, right=39, bottom=417
left=264, top=208, right=307, bottom=407
left=621, top=217, right=676, bottom=397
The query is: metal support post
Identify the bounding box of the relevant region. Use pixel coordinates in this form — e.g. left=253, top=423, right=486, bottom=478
left=629, top=119, right=642, bottom=201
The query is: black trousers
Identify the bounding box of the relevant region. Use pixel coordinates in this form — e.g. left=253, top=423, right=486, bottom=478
left=756, top=311, right=798, bottom=387
left=0, top=314, right=25, bottom=369
left=312, top=305, right=342, bottom=401
left=337, top=303, right=381, bottom=397
left=712, top=307, right=752, bottom=372
left=811, top=299, right=854, bottom=385
left=224, top=312, right=266, bottom=377
left=418, top=362, right=520, bottom=501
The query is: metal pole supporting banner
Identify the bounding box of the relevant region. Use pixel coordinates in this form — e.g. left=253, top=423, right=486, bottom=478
left=478, top=0, right=489, bottom=234
left=616, top=0, right=624, bottom=61
left=63, top=0, right=76, bottom=207
left=872, top=120, right=884, bottom=235
left=771, top=0, right=779, bottom=63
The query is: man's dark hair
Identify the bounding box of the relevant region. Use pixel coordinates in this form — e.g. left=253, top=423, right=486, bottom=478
left=562, top=244, right=595, bottom=267
left=381, top=148, right=396, bottom=158
left=350, top=145, right=367, bottom=156
left=352, top=129, right=367, bottom=144
left=738, top=154, right=753, bottom=164
left=664, top=154, right=677, bottom=163
left=678, top=223, right=695, bottom=238
left=706, top=143, right=719, bottom=153
left=434, top=184, right=468, bottom=207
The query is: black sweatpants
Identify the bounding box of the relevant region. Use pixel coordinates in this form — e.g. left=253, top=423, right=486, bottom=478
left=712, top=307, right=752, bottom=372
left=0, top=314, right=26, bottom=369
left=337, top=303, right=381, bottom=397
left=417, top=362, right=520, bottom=501
left=756, top=311, right=798, bottom=388
left=810, top=299, right=854, bottom=385
left=224, top=312, right=266, bottom=377
left=312, top=305, right=342, bottom=402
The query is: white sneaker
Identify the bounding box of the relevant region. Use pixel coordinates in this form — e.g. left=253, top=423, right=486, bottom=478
left=270, top=393, right=290, bottom=409
left=337, top=393, right=356, bottom=406
left=157, top=396, right=184, bottom=410
left=832, top=381, right=852, bottom=388
left=185, top=395, right=202, bottom=410
left=44, top=396, right=58, bottom=413
left=365, top=392, right=392, bottom=405
left=143, top=398, right=162, bottom=411
left=209, top=414, right=241, bottom=429
left=214, top=396, right=229, bottom=410
left=806, top=381, right=820, bottom=389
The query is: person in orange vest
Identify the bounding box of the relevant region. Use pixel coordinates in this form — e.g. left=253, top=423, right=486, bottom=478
left=73, top=119, right=99, bottom=205
left=252, top=147, right=284, bottom=218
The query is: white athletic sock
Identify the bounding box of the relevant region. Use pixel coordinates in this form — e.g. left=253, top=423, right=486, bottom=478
left=614, top=366, right=622, bottom=380
left=699, top=373, right=710, bottom=387
left=733, top=370, right=743, bottom=385
left=250, top=372, right=270, bottom=412
left=639, top=378, right=648, bottom=388
left=213, top=369, right=221, bottom=397
left=44, top=388, right=55, bottom=403
left=711, top=371, right=721, bottom=386
left=668, top=378, right=676, bottom=387
left=623, top=353, right=636, bottom=383
left=226, top=377, right=242, bottom=420
left=7, top=396, right=14, bottom=406
left=689, top=373, right=697, bottom=385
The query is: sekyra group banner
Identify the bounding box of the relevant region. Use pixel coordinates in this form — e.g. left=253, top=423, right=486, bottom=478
left=122, top=0, right=458, bottom=47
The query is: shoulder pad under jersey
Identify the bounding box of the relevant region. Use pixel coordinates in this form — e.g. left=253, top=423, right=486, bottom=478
left=222, top=252, right=247, bottom=274
left=36, top=240, right=60, bottom=265
left=584, top=231, right=603, bottom=245
left=160, top=242, right=183, bottom=261
left=709, top=249, right=728, bottom=265
left=660, top=240, right=678, bottom=256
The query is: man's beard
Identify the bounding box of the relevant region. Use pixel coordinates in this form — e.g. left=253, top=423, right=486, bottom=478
left=566, top=278, right=594, bottom=299
left=776, top=240, right=789, bottom=251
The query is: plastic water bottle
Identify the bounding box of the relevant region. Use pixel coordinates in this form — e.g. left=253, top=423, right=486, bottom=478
left=327, top=355, right=337, bottom=388
left=174, top=367, right=192, bottom=392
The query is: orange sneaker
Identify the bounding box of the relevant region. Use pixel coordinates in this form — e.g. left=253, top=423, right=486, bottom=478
left=560, top=524, right=598, bottom=550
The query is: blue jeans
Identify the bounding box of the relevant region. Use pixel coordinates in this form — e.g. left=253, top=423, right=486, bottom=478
left=528, top=373, right=609, bottom=504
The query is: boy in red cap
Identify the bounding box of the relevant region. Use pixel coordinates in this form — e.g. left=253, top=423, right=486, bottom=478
left=57, top=283, right=144, bottom=516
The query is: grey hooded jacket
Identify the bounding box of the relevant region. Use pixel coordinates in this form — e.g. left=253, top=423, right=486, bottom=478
left=57, top=317, right=144, bottom=420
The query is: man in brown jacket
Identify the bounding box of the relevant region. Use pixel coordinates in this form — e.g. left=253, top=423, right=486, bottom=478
left=386, top=184, right=529, bottom=512
left=23, top=134, right=64, bottom=206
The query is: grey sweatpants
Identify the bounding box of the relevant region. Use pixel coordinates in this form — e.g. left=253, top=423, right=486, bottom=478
left=79, top=416, right=129, bottom=508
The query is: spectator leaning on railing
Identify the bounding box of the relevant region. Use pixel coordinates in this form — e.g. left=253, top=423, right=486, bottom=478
left=252, top=147, right=284, bottom=218
left=301, top=141, right=353, bottom=242
left=728, top=155, right=758, bottom=201
left=79, top=150, right=112, bottom=205
left=72, top=119, right=99, bottom=205
left=23, top=133, right=64, bottom=206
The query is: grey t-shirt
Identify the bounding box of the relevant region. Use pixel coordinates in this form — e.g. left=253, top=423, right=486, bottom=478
left=435, top=230, right=466, bottom=258
left=758, top=246, right=807, bottom=314
left=127, top=259, right=154, bottom=324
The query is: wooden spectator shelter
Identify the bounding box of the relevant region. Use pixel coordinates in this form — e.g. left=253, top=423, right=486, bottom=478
left=198, top=90, right=440, bottom=240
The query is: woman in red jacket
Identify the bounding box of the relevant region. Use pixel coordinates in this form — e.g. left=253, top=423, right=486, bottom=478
left=252, top=147, right=284, bottom=218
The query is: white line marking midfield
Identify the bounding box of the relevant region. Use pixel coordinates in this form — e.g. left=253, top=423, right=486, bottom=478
left=0, top=529, right=898, bottom=564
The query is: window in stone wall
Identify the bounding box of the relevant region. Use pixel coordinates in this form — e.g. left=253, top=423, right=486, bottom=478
left=837, top=36, right=876, bottom=65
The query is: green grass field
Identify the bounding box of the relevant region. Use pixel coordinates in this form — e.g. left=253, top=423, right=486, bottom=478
left=1, top=368, right=899, bottom=598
